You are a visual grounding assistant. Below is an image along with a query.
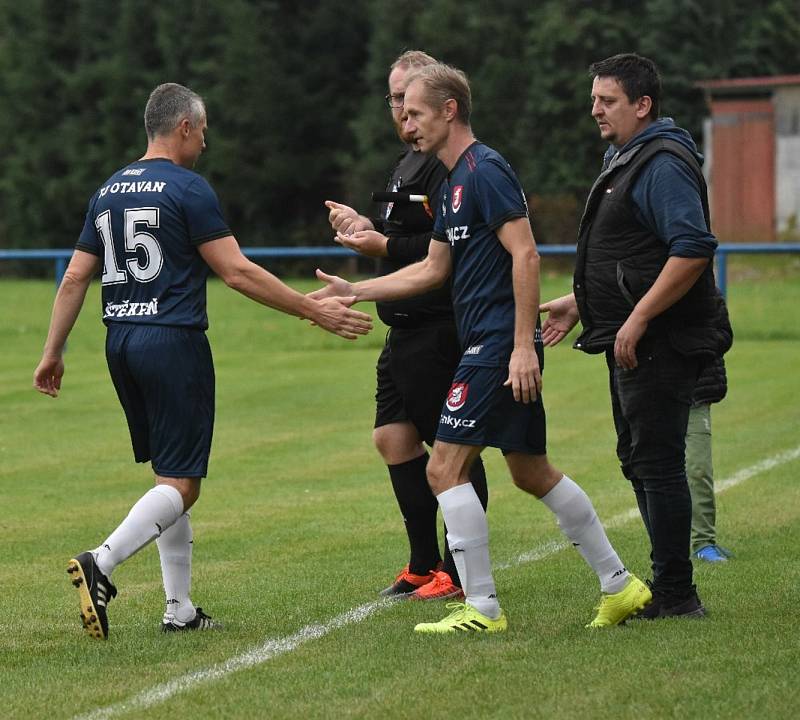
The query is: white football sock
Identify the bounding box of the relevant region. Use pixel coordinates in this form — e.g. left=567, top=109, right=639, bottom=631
left=156, top=511, right=195, bottom=622
left=539, top=475, right=629, bottom=594
left=93, top=485, right=184, bottom=578
left=438, top=483, right=500, bottom=619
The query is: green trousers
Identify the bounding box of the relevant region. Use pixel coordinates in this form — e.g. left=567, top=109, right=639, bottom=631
left=686, top=403, right=716, bottom=551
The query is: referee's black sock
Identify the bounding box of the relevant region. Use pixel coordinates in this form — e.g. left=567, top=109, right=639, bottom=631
left=442, top=456, right=489, bottom=587
left=387, top=453, right=441, bottom=576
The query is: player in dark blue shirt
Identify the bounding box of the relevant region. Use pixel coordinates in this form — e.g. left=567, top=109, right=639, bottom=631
left=33, top=83, right=371, bottom=640
left=75, top=158, right=230, bottom=329
left=432, top=143, right=530, bottom=369
left=323, top=50, right=488, bottom=602
left=314, top=63, right=650, bottom=633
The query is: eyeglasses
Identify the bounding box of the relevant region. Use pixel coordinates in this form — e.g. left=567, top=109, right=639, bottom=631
left=384, top=93, right=404, bottom=109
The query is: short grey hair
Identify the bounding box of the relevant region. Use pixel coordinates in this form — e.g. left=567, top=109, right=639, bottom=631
left=390, top=50, right=438, bottom=73
left=144, top=83, right=205, bottom=140
left=405, top=63, right=472, bottom=125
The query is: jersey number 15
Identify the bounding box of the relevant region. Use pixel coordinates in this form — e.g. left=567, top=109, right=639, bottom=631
left=95, top=207, right=164, bottom=285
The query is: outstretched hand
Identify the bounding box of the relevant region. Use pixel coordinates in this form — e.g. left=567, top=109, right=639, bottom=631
left=307, top=268, right=354, bottom=301
left=540, top=293, right=580, bottom=347
left=304, top=269, right=370, bottom=338
left=311, top=296, right=372, bottom=340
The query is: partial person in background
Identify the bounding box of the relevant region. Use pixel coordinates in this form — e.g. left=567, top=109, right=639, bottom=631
left=324, top=50, right=488, bottom=601
left=33, top=82, right=371, bottom=640
left=687, top=356, right=733, bottom=562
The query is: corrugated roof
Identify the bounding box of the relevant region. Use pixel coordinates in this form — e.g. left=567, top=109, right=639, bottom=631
left=696, top=75, right=800, bottom=91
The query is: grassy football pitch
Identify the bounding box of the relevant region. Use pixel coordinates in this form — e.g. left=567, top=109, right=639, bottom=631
left=0, top=258, right=798, bottom=719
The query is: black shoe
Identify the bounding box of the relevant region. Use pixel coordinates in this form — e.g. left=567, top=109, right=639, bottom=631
left=162, top=607, right=221, bottom=632
left=67, top=552, right=118, bottom=640
left=635, top=590, right=706, bottom=620
left=378, top=565, right=435, bottom=599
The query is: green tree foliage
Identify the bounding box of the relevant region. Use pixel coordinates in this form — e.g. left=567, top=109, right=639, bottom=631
left=0, top=0, right=797, bottom=252
left=199, top=1, right=370, bottom=245
left=0, top=0, right=369, bottom=250
left=509, top=0, right=800, bottom=240
left=341, top=0, right=428, bottom=214
left=344, top=0, right=534, bottom=215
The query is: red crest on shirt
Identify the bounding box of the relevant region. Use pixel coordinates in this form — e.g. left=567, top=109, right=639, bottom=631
left=451, top=185, right=464, bottom=213
left=446, top=382, right=469, bottom=412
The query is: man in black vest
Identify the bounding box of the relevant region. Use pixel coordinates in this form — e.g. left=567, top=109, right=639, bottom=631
left=541, top=53, right=731, bottom=619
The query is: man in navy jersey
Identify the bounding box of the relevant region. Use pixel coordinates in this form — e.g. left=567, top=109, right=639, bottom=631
left=314, top=64, right=650, bottom=633
left=324, top=50, right=488, bottom=601
left=33, top=83, right=371, bottom=640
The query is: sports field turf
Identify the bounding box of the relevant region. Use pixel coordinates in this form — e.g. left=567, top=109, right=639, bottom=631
left=1, top=256, right=798, bottom=719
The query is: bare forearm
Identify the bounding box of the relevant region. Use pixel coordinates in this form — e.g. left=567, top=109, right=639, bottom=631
left=225, top=258, right=372, bottom=340
left=512, top=249, right=541, bottom=347
left=227, top=262, right=317, bottom=319
left=630, top=257, right=709, bottom=323
left=353, top=257, right=446, bottom=302
left=42, top=274, right=91, bottom=357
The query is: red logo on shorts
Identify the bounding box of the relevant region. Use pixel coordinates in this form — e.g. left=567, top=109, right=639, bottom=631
left=451, top=185, right=464, bottom=213
left=446, top=382, right=469, bottom=411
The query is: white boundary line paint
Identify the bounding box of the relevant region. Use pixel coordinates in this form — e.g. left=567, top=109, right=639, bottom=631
left=74, top=446, right=800, bottom=720
left=714, top=446, right=800, bottom=493
left=73, top=601, right=390, bottom=720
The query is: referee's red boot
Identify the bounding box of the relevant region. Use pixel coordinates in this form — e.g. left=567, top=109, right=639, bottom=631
left=379, top=564, right=437, bottom=598
left=410, top=570, right=465, bottom=601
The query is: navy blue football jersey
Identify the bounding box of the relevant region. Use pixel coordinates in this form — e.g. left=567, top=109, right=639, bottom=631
left=75, top=158, right=230, bottom=329
left=432, top=142, right=530, bottom=366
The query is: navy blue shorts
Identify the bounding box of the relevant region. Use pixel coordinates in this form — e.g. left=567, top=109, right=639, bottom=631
left=435, top=361, right=547, bottom=455
left=105, top=323, right=215, bottom=478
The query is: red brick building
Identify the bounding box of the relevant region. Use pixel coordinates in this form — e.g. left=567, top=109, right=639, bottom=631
left=697, top=75, right=800, bottom=242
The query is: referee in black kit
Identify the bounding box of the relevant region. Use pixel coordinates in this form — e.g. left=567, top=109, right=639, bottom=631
left=324, top=50, right=488, bottom=600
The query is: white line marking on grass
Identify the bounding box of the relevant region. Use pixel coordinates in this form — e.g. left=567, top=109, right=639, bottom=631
left=74, top=446, right=800, bottom=720
left=494, top=446, right=800, bottom=572
left=73, top=601, right=389, bottom=720
left=494, top=539, right=568, bottom=570
left=715, top=445, right=800, bottom=493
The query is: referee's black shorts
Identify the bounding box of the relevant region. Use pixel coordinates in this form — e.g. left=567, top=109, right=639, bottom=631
left=105, top=323, right=215, bottom=478
left=374, top=323, right=462, bottom=445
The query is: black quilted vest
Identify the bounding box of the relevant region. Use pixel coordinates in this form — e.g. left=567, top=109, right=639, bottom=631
left=573, top=137, right=732, bottom=357
left=692, top=355, right=728, bottom=406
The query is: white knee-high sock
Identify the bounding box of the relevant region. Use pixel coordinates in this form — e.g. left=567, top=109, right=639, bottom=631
left=438, top=483, right=500, bottom=619
left=539, top=475, right=629, bottom=594
left=93, top=485, right=184, bottom=578
left=156, top=511, right=195, bottom=622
